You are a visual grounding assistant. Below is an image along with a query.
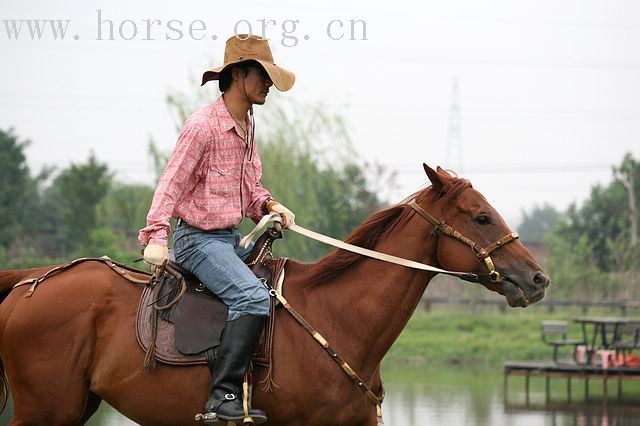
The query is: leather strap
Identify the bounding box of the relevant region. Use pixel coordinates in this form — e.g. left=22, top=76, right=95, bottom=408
left=13, top=256, right=152, bottom=297
left=242, top=213, right=483, bottom=283
left=268, top=286, right=384, bottom=407
left=408, top=199, right=519, bottom=282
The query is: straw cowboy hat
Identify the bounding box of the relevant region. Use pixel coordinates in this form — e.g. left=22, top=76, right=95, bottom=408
left=201, top=34, right=295, bottom=92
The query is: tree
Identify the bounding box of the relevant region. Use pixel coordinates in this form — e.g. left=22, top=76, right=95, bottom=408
left=517, top=204, right=562, bottom=243
left=97, top=183, right=154, bottom=253
left=90, top=173, right=157, bottom=263
left=544, top=228, right=619, bottom=300
left=560, top=177, right=629, bottom=271
left=543, top=152, right=640, bottom=300
left=52, top=154, right=112, bottom=255
left=0, top=131, right=151, bottom=266
left=254, top=96, right=386, bottom=259
left=0, top=128, right=31, bottom=249
left=615, top=153, right=638, bottom=247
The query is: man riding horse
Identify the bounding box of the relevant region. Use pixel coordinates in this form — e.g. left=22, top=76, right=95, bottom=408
left=138, top=34, right=295, bottom=424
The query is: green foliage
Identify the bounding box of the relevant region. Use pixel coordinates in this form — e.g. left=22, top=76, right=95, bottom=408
left=517, top=203, right=562, bottom=243
left=538, top=152, right=640, bottom=301
left=0, top=128, right=31, bottom=249
left=77, top=227, right=123, bottom=259
left=555, top=154, right=639, bottom=272
left=97, top=183, right=154, bottom=246
left=0, top=143, right=146, bottom=267
left=543, top=231, right=618, bottom=300
left=385, top=306, right=638, bottom=367
left=147, top=138, right=171, bottom=183
left=251, top=97, right=385, bottom=260
left=2, top=88, right=388, bottom=268
left=53, top=154, right=112, bottom=255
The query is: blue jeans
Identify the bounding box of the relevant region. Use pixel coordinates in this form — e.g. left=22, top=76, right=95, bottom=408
left=172, top=222, right=270, bottom=321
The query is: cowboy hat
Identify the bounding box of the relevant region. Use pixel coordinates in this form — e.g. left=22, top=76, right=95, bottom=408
left=201, top=34, right=295, bottom=92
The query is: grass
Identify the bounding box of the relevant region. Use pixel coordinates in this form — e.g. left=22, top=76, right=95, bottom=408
left=383, top=304, right=640, bottom=367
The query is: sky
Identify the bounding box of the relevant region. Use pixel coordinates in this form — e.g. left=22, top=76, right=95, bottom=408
left=2, top=0, right=639, bottom=228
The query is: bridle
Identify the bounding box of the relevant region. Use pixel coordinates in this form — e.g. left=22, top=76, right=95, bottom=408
left=408, top=199, right=520, bottom=283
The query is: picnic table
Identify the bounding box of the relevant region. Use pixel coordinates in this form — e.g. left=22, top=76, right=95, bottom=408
left=573, top=317, right=640, bottom=365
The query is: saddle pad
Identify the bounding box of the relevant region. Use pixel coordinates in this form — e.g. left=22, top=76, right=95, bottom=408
left=137, top=284, right=208, bottom=365
left=135, top=257, right=287, bottom=367
left=167, top=279, right=228, bottom=355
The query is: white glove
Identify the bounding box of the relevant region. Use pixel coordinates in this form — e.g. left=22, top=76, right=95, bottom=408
left=143, top=243, right=168, bottom=270
left=269, top=202, right=295, bottom=228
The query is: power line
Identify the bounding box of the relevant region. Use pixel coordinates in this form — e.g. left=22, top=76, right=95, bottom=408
left=392, top=163, right=615, bottom=175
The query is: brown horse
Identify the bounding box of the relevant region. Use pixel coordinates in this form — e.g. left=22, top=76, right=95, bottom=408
left=0, top=165, right=549, bottom=425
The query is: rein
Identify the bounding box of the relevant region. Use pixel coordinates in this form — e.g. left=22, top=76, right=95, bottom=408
left=242, top=199, right=519, bottom=284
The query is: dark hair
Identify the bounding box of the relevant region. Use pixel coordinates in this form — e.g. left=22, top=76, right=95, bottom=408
left=219, top=67, right=233, bottom=92
left=218, top=61, right=266, bottom=92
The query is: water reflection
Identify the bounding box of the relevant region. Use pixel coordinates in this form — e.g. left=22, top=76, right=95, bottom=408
left=382, top=365, right=640, bottom=426
left=85, top=404, right=138, bottom=425
left=1, top=365, right=638, bottom=425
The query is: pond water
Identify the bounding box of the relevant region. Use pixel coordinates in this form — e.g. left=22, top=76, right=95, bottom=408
left=2, top=365, right=639, bottom=425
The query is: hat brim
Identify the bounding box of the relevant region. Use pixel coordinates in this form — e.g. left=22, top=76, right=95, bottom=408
left=201, top=60, right=295, bottom=92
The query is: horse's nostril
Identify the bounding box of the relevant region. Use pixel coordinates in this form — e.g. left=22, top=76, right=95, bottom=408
left=533, top=271, right=550, bottom=287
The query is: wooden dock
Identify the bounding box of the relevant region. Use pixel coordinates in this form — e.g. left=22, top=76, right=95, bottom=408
left=503, top=361, right=640, bottom=405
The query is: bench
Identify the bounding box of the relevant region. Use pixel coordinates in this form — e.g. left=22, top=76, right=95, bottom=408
left=612, top=323, right=640, bottom=366
left=541, top=320, right=585, bottom=363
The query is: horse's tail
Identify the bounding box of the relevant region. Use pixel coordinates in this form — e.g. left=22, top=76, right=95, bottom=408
left=0, top=269, right=31, bottom=304
left=0, top=358, right=7, bottom=414
left=0, top=269, right=27, bottom=413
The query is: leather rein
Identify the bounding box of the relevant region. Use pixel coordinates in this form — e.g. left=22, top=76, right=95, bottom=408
left=243, top=199, right=520, bottom=285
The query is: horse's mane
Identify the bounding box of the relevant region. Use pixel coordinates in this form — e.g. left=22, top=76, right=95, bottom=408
left=303, top=176, right=472, bottom=287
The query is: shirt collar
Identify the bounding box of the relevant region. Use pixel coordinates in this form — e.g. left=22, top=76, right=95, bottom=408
left=214, top=96, right=251, bottom=136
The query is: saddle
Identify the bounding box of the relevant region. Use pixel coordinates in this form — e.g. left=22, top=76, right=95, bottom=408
left=136, top=227, right=286, bottom=369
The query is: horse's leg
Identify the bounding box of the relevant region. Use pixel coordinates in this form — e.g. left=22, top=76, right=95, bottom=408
left=0, top=272, right=102, bottom=425
left=1, top=264, right=206, bottom=425
left=5, top=342, right=94, bottom=426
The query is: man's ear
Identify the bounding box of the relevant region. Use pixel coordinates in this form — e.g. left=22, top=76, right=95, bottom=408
left=231, top=65, right=243, bottom=82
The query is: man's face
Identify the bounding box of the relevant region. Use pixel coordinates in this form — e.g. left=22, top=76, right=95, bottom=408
left=242, top=65, right=273, bottom=105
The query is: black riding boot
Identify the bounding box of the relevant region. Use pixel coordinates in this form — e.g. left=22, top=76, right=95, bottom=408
left=202, top=314, right=267, bottom=425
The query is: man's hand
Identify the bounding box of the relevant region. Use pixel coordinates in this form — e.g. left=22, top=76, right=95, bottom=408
left=143, top=243, right=168, bottom=270
left=269, top=202, right=295, bottom=228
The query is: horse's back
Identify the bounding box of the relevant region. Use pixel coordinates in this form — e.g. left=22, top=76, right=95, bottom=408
left=0, top=261, right=143, bottom=317
left=0, top=267, right=49, bottom=302
left=0, top=261, right=152, bottom=423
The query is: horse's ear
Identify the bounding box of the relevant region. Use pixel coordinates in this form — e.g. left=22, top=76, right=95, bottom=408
left=435, top=166, right=453, bottom=178
left=423, top=163, right=445, bottom=192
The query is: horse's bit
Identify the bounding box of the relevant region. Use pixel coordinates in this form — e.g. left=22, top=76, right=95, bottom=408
left=408, top=199, right=519, bottom=283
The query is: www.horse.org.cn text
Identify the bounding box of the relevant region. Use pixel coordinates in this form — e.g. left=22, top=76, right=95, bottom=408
left=1, top=11, right=369, bottom=47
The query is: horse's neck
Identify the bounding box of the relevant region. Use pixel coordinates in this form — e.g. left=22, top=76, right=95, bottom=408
left=288, top=210, right=437, bottom=378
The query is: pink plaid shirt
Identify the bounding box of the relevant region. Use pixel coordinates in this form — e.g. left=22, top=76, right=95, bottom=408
left=138, top=96, right=272, bottom=246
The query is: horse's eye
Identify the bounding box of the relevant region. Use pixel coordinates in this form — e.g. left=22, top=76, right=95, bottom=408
left=475, top=215, right=490, bottom=225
